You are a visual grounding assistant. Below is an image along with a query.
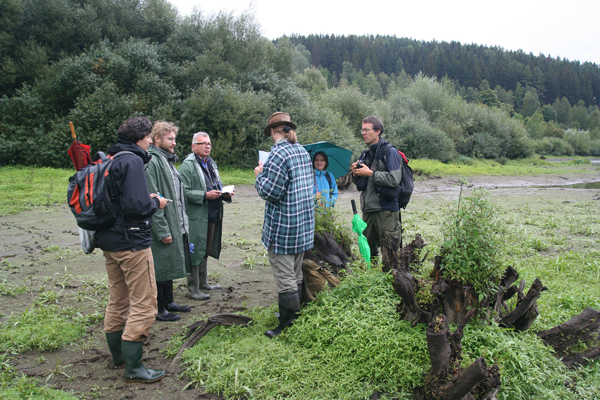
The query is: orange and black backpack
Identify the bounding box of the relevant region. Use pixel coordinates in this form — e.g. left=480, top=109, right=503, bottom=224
left=67, top=151, right=133, bottom=231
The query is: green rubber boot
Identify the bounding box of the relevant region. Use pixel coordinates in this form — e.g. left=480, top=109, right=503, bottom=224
left=105, top=330, right=124, bottom=367
left=121, top=340, right=166, bottom=383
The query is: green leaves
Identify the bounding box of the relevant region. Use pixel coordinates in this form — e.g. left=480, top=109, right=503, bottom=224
left=439, top=184, right=506, bottom=294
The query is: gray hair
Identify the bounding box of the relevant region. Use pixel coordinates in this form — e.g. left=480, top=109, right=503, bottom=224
left=192, top=132, right=210, bottom=144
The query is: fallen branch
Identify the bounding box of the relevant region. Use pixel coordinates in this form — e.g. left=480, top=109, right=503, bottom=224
left=169, top=314, right=252, bottom=369
left=537, top=307, right=600, bottom=367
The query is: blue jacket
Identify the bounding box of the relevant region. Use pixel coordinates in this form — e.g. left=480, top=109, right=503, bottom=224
left=313, top=169, right=338, bottom=208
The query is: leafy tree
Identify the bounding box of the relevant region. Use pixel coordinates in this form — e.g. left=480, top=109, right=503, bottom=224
left=356, top=72, right=383, bottom=99
left=570, top=101, right=589, bottom=130
left=479, top=89, right=498, bottom=107
left=179, top=81, right=272, bottom=167
left=554, top=96, right=572, bottom=125
left=540, top=104, right=556, bottom=122
left=589, top=110, right=600, bottom=131
left=525, top=112, right=546, bottom=139
left=291, top=43, right=312, bottom=73
left=297, top=67, right=328, bottom=94
left=520, top=90, right=540, bottom=117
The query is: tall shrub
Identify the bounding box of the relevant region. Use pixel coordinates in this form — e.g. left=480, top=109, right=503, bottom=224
left=440, top=184, right=506, bottom=295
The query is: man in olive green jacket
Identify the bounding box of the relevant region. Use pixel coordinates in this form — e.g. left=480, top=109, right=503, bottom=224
left=145, top=121, right=190, bottom=322
left=178, top=132, right=232, bottom=300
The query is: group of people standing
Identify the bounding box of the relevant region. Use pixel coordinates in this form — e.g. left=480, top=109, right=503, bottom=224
left=96, top=111, right=402, bottom=383
left=96, top=117, right=230, bottom=383
left=254, top=112, right=402, bottom=338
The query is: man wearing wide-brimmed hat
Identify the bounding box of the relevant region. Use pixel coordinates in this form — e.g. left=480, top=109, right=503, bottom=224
left=254, top=112, right=315, bottom=338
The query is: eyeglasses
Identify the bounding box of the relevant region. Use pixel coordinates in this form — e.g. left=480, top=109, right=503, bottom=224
left=193, top=142, right=212, bottom=146
left=360, top=129, right=375, bottom=133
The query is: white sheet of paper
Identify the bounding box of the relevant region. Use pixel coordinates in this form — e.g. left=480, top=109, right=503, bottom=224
left=259, top=150, right=270, bottom=165
left=221, top=185, right=234, bottom=194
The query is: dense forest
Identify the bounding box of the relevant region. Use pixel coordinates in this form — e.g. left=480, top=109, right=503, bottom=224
left=1, top=0, right=599, bottom=168
left=288, top=35, right=600, bottom=108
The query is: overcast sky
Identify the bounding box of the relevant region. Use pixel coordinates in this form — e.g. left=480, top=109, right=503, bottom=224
left=168, top=0, right=600, bottom=65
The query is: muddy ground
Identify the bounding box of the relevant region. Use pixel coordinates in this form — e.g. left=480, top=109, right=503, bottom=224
left=1, top=169, right=599, bottom=399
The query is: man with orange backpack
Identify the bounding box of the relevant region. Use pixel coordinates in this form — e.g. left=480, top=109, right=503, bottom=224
left=94, top=116, right=169, bottom=383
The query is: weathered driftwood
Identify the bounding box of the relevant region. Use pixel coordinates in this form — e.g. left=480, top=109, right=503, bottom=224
left=440, top=281, right=478, bottom=326
left=380, top=236, right=400, bottom=273
left=424, top=311, right=500, bottom=400
left=169, top=314, right=252, bottom=369
left=434, top=357, right=489, bottom=400
left=392, top=268, right=432, bottom=326
left=398, top=234, right=427, bottom=273
left=537, top=307, right=600, bottom=367
left=499, top=278, right=546, bottom=331
left=304, top=232, right=350, bottom=274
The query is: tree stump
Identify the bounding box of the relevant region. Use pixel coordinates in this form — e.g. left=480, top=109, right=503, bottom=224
left=304, top=232, right=350, bottom=274
left=424, top=312, right=501, bottom=400
left=399, top=233, right=427, bottom=273
left=498, top=278, right=546, bottom=331
left=392, top=268, right=432, bottom=326
left=441, top=281, right=478, bottom=326
left=537, top=307, right=600, bottom=367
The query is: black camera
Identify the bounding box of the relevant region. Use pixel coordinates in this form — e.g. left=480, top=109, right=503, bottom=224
left=356, top=160, right=364, bottom=168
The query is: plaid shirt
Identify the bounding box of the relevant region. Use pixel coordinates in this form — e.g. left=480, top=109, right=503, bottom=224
left=255, top=138, right=315, bottom=254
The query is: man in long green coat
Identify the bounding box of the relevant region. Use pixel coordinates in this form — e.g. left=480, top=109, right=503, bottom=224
left=145, top=121, right=191, bottom=322
left=179, top=132, right=232, bottom=300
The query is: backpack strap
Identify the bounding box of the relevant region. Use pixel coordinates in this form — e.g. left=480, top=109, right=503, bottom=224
left=324, top=172, right=332, bottom=188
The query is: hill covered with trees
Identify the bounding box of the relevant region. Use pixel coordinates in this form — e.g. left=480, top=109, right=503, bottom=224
left=1, top=0, right=599, bottom=168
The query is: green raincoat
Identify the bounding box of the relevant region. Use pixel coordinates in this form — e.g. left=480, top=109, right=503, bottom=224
left=144, top=146, right=186, bottom=282
left=178, top=153, right=229, bottom=266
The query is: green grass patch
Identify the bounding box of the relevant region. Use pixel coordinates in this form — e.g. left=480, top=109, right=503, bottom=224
left=0, top=305, right=99, bottom=354
left=178, top=266, right=600, bottom=399
left=0, top=166, right=73, bottom=216
left=411, top=156, right=596, bottom=178
left=175, top=181, right=600, bottom=399
left=218, top=166, right=256, bottom=186
left=0, top=165, right=256, bottom=216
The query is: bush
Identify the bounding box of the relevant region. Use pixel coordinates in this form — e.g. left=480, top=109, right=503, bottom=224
left=179, top=81, right=272, bottom=167
left=534, top=138, right=554, bottom=155
left=439, top=183, right=506, bottom=294
left=563, top=129, right=591, bottom=155
left=394, top=115, right=456, bottom=162
left=544, top=137, right=574, bottom=156
left=590, top=139, right=600, bottom=156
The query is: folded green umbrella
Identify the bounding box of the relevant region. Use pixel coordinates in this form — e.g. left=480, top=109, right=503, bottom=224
left=351, top=200, right=371, bottom=267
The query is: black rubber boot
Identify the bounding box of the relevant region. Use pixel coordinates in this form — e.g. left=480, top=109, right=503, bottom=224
left=297, top=281, right=306, bottom=306
left=163, top=280, right=191, bottom=312
left=121, top=340, right=166, bottom=383
left=199, top=259, right=222, bottom=290
left=105, top=330, right=124, bottom=367
left=156, top=281, right=180, bottom=322
left=265, top=291, right=300, bottom=338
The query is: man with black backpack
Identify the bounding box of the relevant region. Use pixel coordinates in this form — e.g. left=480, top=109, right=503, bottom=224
left=94, top=116, right=169, bottom=383
left=351, top=116, right=402, bottom=272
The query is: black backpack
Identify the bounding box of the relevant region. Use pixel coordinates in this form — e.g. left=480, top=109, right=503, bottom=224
left=396, top=150, right=414, bottom=209
left=67, top=151, right=133, bottom=231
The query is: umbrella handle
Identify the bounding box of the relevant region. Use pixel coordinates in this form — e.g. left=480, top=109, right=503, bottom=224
left=69, top=122, right=76, bottom=139
left=351, top=199, right=358, bottom=214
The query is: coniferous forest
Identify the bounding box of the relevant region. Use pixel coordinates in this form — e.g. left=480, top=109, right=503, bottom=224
left=1, top=0, right=599, bottom=168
